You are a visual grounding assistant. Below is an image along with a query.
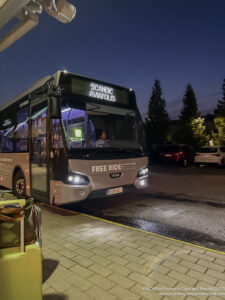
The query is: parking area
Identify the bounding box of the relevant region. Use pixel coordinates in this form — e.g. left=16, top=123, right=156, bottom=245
left=148, top=165, right=225, bottom=204
left=41, top=204, right=225, bottom=300
left=61, top=165, right=225, bottom=252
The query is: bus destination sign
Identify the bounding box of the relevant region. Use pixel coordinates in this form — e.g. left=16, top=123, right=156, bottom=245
left=70, top=77, right=130, bottom=106
left=89, top=83, right=116, bottom=102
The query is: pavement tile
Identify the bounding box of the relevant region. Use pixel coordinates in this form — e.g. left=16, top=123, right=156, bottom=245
left=88, top=274, right=115, bottom=291
left=182, top=244, right=206, bottom=253
left=124, top=253, right=147, bottom=265
left=58, top=256, right=76, bottom=269
left=205, top=251, right=225, bottom=261
left=108, top=254, right=129, bottom=266
left=42, top=287, right=57, bottom=295
left=106, top=246, right=127, bottom=257
left=206, top=269, right=225, bottom=281
left=140, top=253, right=159, bottom=262
left=90, top=241, right=109, bottom=250
left=137, top=246, right=159, bottom=256
left=131, top=284, right=163, bottom=300
left=126, top=262, right=151, bottom=276
left=189, top=251, right=215, bottom=262
left=108, top=273, right=136, bottom=289
left=177, top=253, right=199, bottom=263
left=187, top=269, right=217, bottom=285
left=69, top=264, right=94, bottom=278
left=108, top=262, right=132, bottom=276
left=167, top=270, right=197, bottom=286
left=165, top=255, right=182, bottom=264
left=88, top=263, right=113, bottom=277
left=153, top=264, right=170, bottom=275
left=195, top=280, right=216, bottom=288
left=62, top=242, right=80, bottom=251
left=179, top=259, right=207, bottom=273
left=109, top=284, right=141, bottom=300
left=71, top=255, right=94, bottom=267
left=129, top=271, right=157, bottom=287
left=67, top=273, right=93, bottom=291
left=123, top=235, right=139, bottom=243
left=122, top=246, right=143, bottom=256
left=162, top=297, right=185, bottom=300
left=121, top=240, right=140, bottom=249
left=208, top=297, right=225, bottom=300
left=76, top=241, right=95, bottom=251
left=74, top=248, right=94, bottom=258
left=106, top=240, right=125, bottom=249
left=90, top=254, right=112, bottom=267
left=45, top=274, right=72, bottom=293
left=152, top=245, right=175, bottom=255
left=216, top=279, right=225, bottom=287
left=162, top=260, right=189, bottom=274
left=91, top=247, right=110, bottom=258
left=149, top=270, right=178, bottom=287
left=57, top=248, right=77, bottom=259
left=215, top=258, right=225, bottom=267
left=50, top=265, right=74, bottom=279
left=86, top=285, right=117, bottom=300
left=65, top=286, right=92, bottom=300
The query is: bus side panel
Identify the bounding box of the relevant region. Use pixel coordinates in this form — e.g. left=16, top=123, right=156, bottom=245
left=0, top=153, right=30, bottom=195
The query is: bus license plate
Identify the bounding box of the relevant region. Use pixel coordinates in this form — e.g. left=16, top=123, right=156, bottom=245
left=107, top=187, right=123, bottom=196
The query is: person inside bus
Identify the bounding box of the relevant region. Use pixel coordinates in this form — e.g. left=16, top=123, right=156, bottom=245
left=96, top=130, right=110, bottom=148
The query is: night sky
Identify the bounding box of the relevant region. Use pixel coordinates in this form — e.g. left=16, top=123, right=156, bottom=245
left=0, top=0, right=225, bottom=119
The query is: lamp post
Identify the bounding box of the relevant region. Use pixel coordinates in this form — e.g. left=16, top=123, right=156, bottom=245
left=0, top=0, right=76, bottom=52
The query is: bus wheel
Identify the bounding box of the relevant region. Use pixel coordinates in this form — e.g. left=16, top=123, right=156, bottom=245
left=13, top=171, right=26, bottom=198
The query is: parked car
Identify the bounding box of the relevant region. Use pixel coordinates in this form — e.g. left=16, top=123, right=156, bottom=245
left=194, top=146, right=225, bottom=167
left=160, top=144, right=195, bottom=167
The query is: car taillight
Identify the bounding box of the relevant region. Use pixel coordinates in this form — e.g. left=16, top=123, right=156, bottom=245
left=179, top=151, right=184, bottom=156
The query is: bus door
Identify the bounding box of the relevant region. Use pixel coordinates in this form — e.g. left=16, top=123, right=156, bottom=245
left=30, top=99, right=49, bottom=201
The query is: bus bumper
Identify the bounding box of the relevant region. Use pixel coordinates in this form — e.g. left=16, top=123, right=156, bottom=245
left=50, top=180, right=92, bottom=205
left=134, top=175, right=149, bottom=189
left=50, top=176, right=149, bottom=205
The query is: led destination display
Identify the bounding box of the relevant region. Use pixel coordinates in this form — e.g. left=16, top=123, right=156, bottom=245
left=70, top=77, right=130, bottom=105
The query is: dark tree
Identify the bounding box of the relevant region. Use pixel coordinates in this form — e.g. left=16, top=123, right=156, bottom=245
left=175, top=84, right=201, bottom=147
left=179, top=84, right=200, bottom=124
left=215, top=79, right=225, bottom=117
left=146, top=80, right=170, bottom=150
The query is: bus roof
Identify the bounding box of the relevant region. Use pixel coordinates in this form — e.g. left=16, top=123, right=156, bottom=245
left=0, top=70, right=131, bottom=111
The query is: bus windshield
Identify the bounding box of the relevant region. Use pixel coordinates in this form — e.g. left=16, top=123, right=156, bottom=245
left=61, top=101, right=145, bottom=154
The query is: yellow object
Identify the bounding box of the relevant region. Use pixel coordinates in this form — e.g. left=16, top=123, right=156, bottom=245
left=0, top=196, right=42, bottom=300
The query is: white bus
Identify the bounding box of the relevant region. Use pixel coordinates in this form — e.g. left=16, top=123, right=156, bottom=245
left=0, top=71, right=149, bottom=204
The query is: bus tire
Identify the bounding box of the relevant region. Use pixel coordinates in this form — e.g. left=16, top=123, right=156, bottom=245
left=13, top=171, right=26, bottom=198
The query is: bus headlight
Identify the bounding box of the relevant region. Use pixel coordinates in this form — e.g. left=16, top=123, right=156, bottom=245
left=137, top=166, right=149, bottom=178
left=66, top=173, right=90, bottom=186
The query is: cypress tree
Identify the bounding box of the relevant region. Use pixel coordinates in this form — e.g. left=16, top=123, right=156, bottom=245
left=176, top=84, right=201, bottom=147
left=215, top=79, right=225, bottom=117
left=146, top=80, right=170, bottom=150
left=179, top=84, right=200, bottom=124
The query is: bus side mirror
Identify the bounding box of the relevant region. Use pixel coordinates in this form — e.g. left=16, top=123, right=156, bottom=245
left=50, top=97, right=61, bottom=119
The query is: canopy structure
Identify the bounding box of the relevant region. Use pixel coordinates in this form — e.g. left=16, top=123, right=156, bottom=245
left=0, top=0, right=76, bottom=52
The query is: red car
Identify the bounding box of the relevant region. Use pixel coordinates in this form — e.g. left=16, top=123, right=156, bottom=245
left=160, top=144, right=195, bottom=167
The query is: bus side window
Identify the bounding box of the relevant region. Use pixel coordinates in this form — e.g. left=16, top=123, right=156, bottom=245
left=15, top=106, right=29, bottom=152
left=0, top=126, right=15, bottom=152
left=0, top=130, right=3, bottom=152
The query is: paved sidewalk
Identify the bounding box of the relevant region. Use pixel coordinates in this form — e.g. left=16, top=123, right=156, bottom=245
left=41, top=205, right=225, bottom=300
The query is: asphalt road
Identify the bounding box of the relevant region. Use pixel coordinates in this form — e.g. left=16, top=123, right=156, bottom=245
left=65, top=165, right=225, bottom=251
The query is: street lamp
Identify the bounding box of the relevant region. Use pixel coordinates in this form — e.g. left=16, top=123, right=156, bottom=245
left=0, top=0, right=76, bottom=52
left=44, top=0, right=76, bottom=23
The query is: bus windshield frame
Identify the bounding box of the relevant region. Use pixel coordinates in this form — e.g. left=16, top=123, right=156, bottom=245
left=58, top=74, right=146, bottom=157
